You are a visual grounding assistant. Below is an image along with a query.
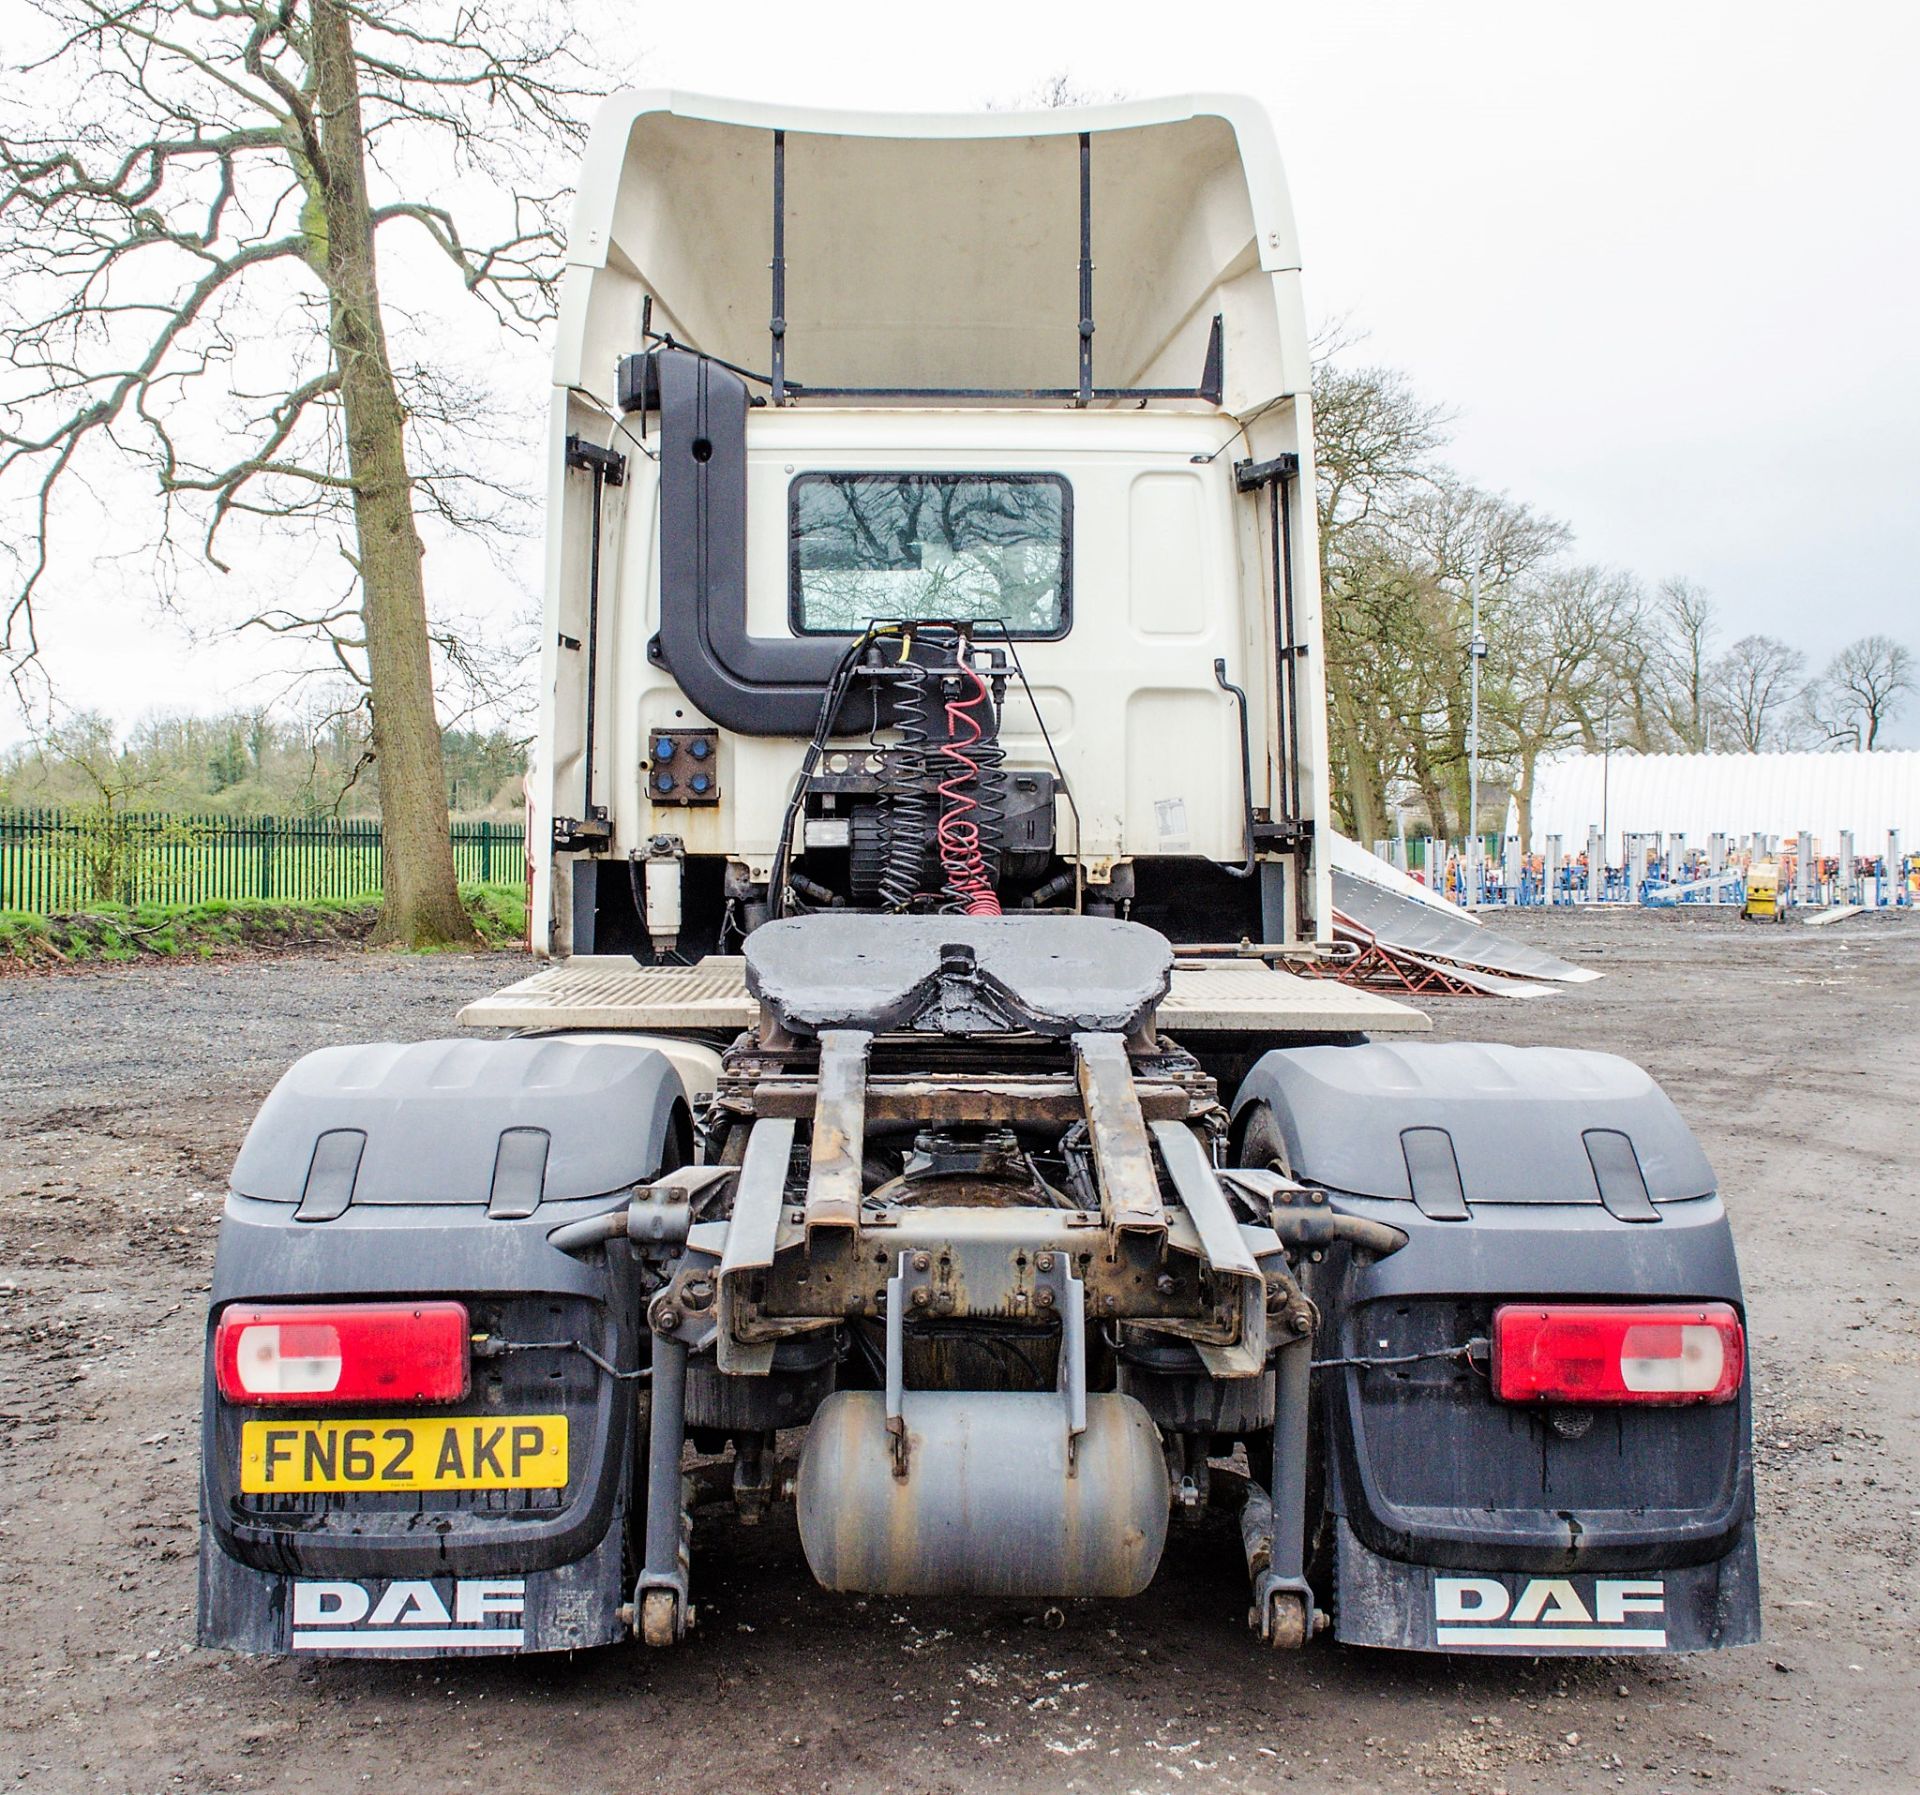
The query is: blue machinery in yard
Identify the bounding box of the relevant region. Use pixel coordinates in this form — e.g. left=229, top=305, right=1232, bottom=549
left=1376, top=827, right=1915, bottom=913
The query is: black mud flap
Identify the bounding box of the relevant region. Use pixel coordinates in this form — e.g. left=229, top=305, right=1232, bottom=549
left=197, top=1039, right=683, bottom=1657
left=198, top=1522, right=628, bottom=1657
left=1334, top=1519, right=1761, bottom=1654
left=197, top=1196, right=646, bottom=1655
left=1306, top=1192, right=1762, bottom=1657
left=1232, top=1043, right=1764, bottom=1658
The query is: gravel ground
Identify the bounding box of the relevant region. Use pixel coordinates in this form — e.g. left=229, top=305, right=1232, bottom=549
left=0, top=952, right=517, bottom=1115
left=1, top=909, right=1916, bottom=1794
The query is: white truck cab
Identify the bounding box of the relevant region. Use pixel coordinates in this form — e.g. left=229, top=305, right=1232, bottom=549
left=527, top=92, right=1332, bottom=970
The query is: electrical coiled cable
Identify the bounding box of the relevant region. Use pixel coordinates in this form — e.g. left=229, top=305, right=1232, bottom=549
left=936, top=654, right=1002, bottom=916
left=879, top=656, right=930, bottom=911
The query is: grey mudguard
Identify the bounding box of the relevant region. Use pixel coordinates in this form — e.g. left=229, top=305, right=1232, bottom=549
left=199, top=1519, right=632, bottom=1657
left=1335, top=1522, right=1761, bottom=1656
left=230, top=1036, right=687, bottom=1208
left=1316, top=1193, right=1751, bottom=1572
left=199, top=1196, right=643, bottom=1597
left=1232, top=1041, right=1715, bottom=1206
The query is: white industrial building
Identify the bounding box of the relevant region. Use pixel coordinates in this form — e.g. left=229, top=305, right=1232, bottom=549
left=1513, top=750, right=1920, bottom=860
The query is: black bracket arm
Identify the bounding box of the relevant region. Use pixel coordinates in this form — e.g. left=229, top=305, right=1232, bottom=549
left=1233, top=452, right=1299, bottom=492
left=565, top=436, right=628, bottom=485
left=1231, top=452, right=1308, bottom=877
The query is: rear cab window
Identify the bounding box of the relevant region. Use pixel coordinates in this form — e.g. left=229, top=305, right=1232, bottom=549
left=789, top=472, right=1070, bottom=637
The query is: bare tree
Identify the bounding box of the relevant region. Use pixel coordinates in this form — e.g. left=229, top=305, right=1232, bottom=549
left=28, top=712, right=195, bottom=905
left=988, top=74, right=1130, bottom=110
left=1311, top=343, right=1586, bottom=839
left=0, top=1, right=592, bottom=945
left=1310, top=355, right=1453, bottom=838
left=1398, top=476, right=1570, bottom=830
left=1493, top=565, right=1641, bottom=844
left=1318, top=543, right=1451, bottom=840
left=1808, top=634, right=1915, bottom=750
left=1312, top=354, right=1452, bottom=556
left=1307, top=336, right=1919, bottom=831
left=1709, top=634, right=1807, bottom=751
left=1647, top=577, right=1716, bottom=751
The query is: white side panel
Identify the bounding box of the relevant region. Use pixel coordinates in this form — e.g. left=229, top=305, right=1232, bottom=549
left=1128, top=473, right=1208, bottom=638
left=1125, top=691, right=1239, bottom=856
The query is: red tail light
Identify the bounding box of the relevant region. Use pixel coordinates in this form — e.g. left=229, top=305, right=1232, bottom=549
left=214, top=1301, right=470, bottom=1405
left=1493, top=1302, right=1743, bottom=1406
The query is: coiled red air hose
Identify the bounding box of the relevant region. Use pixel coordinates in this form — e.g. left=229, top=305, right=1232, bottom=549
left=937, top=659, right=1002, bottom=916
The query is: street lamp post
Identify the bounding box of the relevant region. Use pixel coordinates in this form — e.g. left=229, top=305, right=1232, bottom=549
left=1467, top=577, right=1488, bottom=905
left=1600, top=705, right=1613, bottom=882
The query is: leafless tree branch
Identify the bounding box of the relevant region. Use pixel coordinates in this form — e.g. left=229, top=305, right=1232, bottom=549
left=1, top=0, right=599, bottom=700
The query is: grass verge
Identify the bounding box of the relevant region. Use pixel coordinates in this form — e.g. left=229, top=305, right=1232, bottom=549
left=0, top=884, right=527, bottom=969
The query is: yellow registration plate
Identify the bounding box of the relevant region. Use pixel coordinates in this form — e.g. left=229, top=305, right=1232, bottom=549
left=239, top=1415, right=569, bottom=1494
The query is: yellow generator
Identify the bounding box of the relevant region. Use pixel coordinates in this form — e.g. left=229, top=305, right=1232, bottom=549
left=1743, top=859, right=1786, bottom=921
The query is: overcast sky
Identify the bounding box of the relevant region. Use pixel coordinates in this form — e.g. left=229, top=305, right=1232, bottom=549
left=5, top=0, right=1915, bottom=746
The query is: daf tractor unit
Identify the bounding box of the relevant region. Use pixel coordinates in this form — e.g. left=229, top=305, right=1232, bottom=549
left=197, top=93, right=1759, bottom=1660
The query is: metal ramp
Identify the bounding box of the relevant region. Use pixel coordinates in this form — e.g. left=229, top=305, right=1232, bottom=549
left=1327, top=912, right=1558, bottom=999
left=1330, top=865, right=1597, bottom=992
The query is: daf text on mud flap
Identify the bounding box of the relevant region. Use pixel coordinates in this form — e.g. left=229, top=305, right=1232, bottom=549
left=290, top=1578, right=527, bottom=1651
left=1435, top=1576, right=1668, bottom=1648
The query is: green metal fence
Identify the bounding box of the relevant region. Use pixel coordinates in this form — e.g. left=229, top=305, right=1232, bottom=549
left=0, top=808, right=526, bottom=914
